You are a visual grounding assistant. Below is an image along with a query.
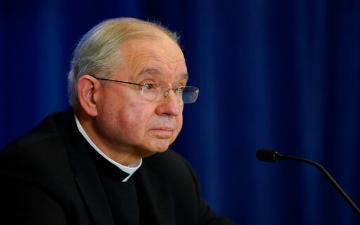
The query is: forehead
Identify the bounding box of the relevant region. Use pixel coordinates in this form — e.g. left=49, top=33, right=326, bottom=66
left=118, top=37, right=188, bottom=81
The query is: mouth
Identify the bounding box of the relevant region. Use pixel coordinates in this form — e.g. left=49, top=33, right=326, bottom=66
left=150, top=127, right=175, bottom=138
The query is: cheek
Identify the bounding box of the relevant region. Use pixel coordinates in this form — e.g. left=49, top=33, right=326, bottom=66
left=99, top=99, right=148, bottom=133
left=120, top=103, right=154, bottom=133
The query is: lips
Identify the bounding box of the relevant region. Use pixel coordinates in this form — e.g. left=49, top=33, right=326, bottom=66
left=153, top=127, right=174, bottom=131
left=150, top=127, right=175, bottom=138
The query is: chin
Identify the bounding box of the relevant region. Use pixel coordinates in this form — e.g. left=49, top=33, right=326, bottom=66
left=140, top=141, right=171, bottom=157
left=140, top=147, right=168, bottom=158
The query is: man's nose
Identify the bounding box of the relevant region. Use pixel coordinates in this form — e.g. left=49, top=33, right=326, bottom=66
left=155, top=90, right=183, bottom=116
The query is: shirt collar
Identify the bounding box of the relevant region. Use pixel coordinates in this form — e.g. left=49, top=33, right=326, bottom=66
left=74, top=115, right=142, bottom=182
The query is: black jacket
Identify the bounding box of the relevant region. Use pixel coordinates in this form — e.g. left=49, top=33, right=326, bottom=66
left=0, top=111, right=233, bottom=225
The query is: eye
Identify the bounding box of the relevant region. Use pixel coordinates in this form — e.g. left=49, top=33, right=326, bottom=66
left=143, top=83, right=153, bottom=90
left=141, top=82, right=158, bottom=90
left=175, top=86, right=185, bottom=94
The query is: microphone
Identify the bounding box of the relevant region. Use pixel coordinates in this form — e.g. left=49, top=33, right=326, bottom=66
left=256, top=148, right=360, bottom=216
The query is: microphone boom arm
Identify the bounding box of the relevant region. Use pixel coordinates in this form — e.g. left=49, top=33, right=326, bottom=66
left=278, top=153, right=360, bottom=216
left=256, top=149, right=360, bottom=216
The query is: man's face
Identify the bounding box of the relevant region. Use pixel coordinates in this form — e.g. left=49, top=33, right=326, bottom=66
left=94, top=36, right=187, bottom=157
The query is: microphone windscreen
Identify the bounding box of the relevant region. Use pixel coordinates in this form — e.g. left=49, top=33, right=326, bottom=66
left=256, top=149, right=278, bottom=162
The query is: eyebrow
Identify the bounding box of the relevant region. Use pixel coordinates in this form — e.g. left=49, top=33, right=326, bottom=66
left=139, top=67, right=161, bottom=76
left=138, top=67, right=189, bottom=81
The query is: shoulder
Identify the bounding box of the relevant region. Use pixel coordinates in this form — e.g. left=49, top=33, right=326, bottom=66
left=0, top=111, right=75, bottom=191
left=2, top=111, right=71, bottom=150
left=0, top=111, right=70, bottom=164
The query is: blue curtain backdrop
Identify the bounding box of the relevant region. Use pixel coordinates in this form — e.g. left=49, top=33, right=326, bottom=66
left=1, top=0, right=359, bottom=224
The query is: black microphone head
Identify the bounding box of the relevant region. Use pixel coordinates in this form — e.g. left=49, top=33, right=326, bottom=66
left=256, top=149, right=280, bottom=162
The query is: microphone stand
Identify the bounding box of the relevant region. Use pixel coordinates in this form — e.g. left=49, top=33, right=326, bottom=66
left=257, top=149, right=360, bottom=216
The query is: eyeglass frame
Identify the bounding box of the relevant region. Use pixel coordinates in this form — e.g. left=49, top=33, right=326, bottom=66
left=91, top=76, right=199, bottom=104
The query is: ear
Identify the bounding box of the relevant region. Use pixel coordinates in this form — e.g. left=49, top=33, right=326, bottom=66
left=77, top=75, right=102, bottom=117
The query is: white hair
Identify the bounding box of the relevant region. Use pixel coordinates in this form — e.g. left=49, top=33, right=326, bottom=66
left=67, top=17, right=179, bottom=107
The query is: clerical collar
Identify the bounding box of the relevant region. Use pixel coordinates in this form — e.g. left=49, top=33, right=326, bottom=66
left=74, top=115, right=142, bottom=182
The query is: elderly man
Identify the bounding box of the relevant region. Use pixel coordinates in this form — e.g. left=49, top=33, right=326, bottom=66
left=0, top=18, right=233, bottom=225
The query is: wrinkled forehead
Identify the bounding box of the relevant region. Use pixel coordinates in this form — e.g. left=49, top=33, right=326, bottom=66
left=117, top=37, right=188, bottom=82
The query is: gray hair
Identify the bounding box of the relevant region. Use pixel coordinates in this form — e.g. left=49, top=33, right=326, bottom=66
left=68, top=17, right=179, bottom=107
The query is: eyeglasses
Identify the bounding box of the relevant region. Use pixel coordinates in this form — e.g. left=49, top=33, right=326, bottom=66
left=93, top=76, right=199, bottom=104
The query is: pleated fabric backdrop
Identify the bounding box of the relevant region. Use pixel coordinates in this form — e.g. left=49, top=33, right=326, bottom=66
left=1, top=0, right=359, bottom=224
